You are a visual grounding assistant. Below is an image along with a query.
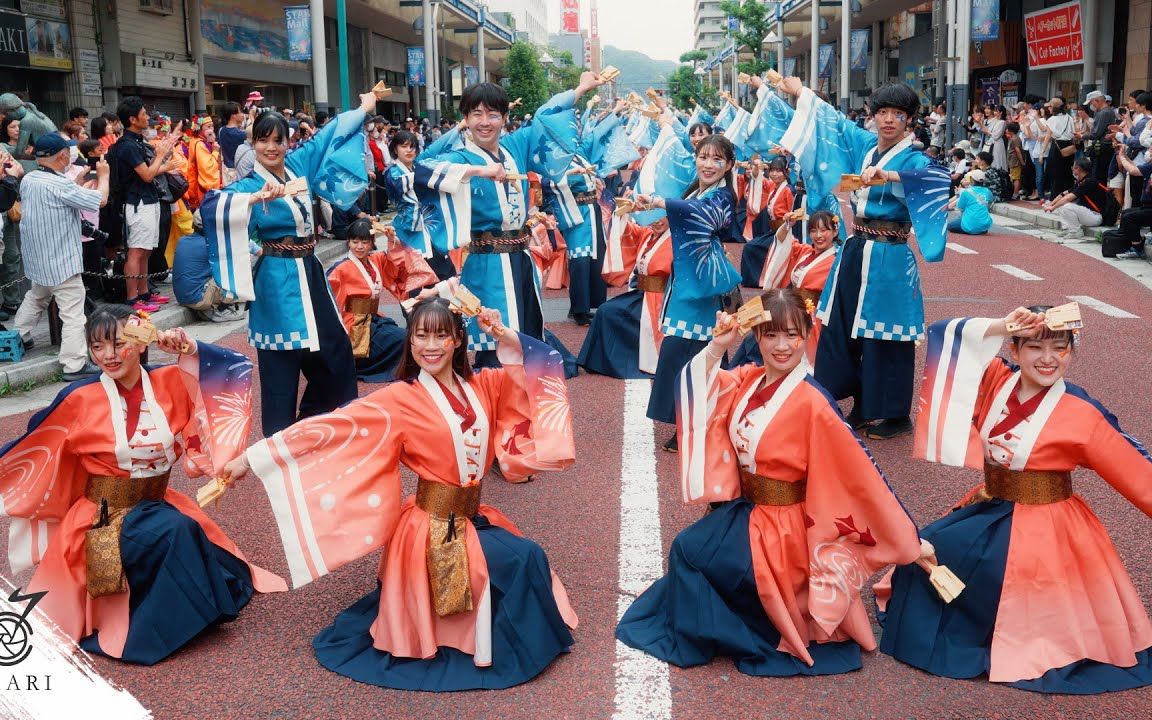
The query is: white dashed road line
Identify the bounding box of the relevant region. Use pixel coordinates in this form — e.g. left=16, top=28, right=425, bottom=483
left=613, top=380, right=671, bottom=720
left=947, top=243, right=979, bottom=255
left=1066, top=295, right=1140, bottom=319
left=992, top=264, right=1043, bottom=281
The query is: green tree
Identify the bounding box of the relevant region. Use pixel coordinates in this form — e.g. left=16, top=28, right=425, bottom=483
left=719, top=0, right=773, bottom=77
left=503, top=41, right=549, bottom=116
left=547, top=48, right=583, bottom=97
left=667, top=64, right=718, bottom=113
left=679, top=50, right=708, bottom=64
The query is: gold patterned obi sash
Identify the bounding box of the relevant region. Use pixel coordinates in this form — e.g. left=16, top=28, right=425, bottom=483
left=739, top=469, right=807, bottom=506
left=344, top=295, right=377, bottom=358
left=983, top=463, right=1072, bottom=505
left=637, top=274, right=667, bottom=294
left=84, top=473, right=170, bottom=598
left=416, top=480, right=482, bottom=618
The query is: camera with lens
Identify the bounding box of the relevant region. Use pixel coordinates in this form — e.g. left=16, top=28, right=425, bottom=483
left=81, top=219, right=110, bottom=243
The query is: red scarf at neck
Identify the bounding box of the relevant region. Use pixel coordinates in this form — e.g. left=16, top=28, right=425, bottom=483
left=989, top=384, right=1052, bottom=437
left=435, top=377, right=476, bottom=432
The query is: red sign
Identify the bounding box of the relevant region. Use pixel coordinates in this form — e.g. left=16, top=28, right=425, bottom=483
left=1024, top=1, right=1083, bottom=69
left=561, top=0, right=580, bottom=34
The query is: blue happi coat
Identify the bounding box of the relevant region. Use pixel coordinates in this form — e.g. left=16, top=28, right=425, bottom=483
left=415, top=91, right=579, bottom=350
left=779, top=88, right=950, bottom=341
left=201, top=108, right=369, bottom=351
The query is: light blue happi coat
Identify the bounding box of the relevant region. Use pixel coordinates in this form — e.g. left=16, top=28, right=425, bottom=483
left=779, top=88, right=950, bottom=341
left=201, top=108, right=370, bottom=351
left=662, top=182, right=741, bottom=341
left=415, top=91, right=579, bottom=350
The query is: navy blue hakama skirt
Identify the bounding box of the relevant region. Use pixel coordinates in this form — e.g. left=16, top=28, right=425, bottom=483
left=313, top=516, right=574, bottom=691
left=617, top=499, right=862, bottom=676
left=577, top=290, right=648, bottom=379
left=355, top=315, right=406, bottom=383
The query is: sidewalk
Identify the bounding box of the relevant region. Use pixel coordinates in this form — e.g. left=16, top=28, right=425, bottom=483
left=0, top=237, right=350, bottom=392
left=990, top=199, right=1152, bottom=292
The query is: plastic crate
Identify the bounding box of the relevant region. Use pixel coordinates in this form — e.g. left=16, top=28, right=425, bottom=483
left=0, top=329, right=24, bottom=363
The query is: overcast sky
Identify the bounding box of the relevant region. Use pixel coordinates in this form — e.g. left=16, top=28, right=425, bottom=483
left=544, top=0, right=695, bottom=63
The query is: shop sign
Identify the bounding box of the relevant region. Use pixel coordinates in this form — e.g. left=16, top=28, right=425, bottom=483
left=78, top=47, right=99, bottom=73
left=135, top=55, right=200, bottom=92
left=0, top=11, right=29, bottom=69
left=1024, top=1, right=1083, bottom=70
left=22, top=1, right=66, bottom=21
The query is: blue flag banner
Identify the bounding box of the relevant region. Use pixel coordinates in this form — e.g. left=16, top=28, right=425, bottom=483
left=850, top=29, right=869, bottom=71
left=284, top=5, right=312, bottom=61
left=407, top=47, right=426, bottom=86
left=971, top=0, right=1000, bottom=42
left=818, top=44, right=835, bottom=78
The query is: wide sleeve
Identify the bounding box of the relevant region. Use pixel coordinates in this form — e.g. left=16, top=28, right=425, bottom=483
left=373, top=241, right=437, bottom=298
left=913, top=317, right=1009, bottom=468
left=413, top=149, right=480, bottom=251
left=198, top=189, right=256, bottom=301
left=483, top=333, right=576, bottom=480
left=602, top=218, right=650, bottom=286
left=760, top=230, right=807, bottom=290
left=0, top=385, right=87, bottom=574
left=633, top=123, right=696, bottom=225
left=246, top=387, right=405, bottom=589
left=1079, top=403, right=1152, bottom=516
left=517, top=90, right=580, bottom=180
left=665, top=188, right=740, bottom=300
left=896, top=153, right=952, bottom=262
left=779, top=88, right=872, bottom=211
left=676, top=353, right=757, bottom=504
left=803, top=391, right=922, bottom=640
left=285, top=108, right=370, bottom=211
left=746, top=85, right=795, bottom=156
left=176, top=343, right=256, bottom=481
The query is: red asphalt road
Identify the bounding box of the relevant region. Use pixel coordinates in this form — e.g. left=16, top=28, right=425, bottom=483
left=2, top=228, right=1151, bottom=719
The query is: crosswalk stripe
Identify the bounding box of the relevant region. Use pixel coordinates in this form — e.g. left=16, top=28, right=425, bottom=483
left=1066, top=295, right=1140, bottom=319
left=992, top=264, right=1043, bottom=281
left=613, top=380, right=671, bottom=720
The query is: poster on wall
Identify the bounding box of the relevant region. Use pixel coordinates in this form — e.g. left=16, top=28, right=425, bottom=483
left=818, top=43, right=834, bottom=78
left=464, top=64, right=478, bottom=87
left=783, top=56, right=796, bottom=78
left=850, top=29, right=869, bottom=71
left=25, top=16, right=71, bottom=70
left=407, top=47, right=426, bottom=87
left=201, top=0, right=308, bottom=68
left=980, top=77, right=1001, bottom=106
left=284, top=5, right=311, bottom=61
left=971, top=0, right=1000, bottom=42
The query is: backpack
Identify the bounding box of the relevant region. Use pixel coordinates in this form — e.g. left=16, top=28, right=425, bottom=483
left=1100, top=227, right=1129, bottom=257
left=1099, top=185, right=1121, bottom=226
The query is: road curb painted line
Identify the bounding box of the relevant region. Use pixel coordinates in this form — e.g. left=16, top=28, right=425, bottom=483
left=1066, top=295, right=1140, bottom=319
left=613, top=379, right=671, bottom=720
left=992, top=264, right=1043, bottom=281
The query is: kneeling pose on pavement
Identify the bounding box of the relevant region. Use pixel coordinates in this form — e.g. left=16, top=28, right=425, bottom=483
left=0, top=306, right=286, bottom=665
left=877, top=305, right=1152, bottom=694
left=223, top=299, right=579, bottom=691
left=616, top=289, right=922, bottom=677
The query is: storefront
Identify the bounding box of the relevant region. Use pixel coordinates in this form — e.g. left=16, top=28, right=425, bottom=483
left=0, top=3, right=74, bottom=121
left=200, top=0, right=312, bottom=116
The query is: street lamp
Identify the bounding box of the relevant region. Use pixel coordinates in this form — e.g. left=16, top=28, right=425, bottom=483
left=538, top=52, right=554, bottom=65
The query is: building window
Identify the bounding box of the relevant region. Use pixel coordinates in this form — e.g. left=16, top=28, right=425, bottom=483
left=139, top=0, right=174, bottom=14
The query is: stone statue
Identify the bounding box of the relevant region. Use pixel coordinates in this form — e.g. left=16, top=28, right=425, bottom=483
left=0, top=93, right=58, bottom=158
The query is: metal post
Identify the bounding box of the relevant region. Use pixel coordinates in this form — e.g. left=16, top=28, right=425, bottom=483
left=809, top=1, right=819, bottom=87
left=869, top=21, right=880, bottom=89
left=839, top=0, right=850, bottom=111
left=947, top=0, right=971, bottom=151
left=423, top=0, right=436, bottom=119
left=309, top=0, right=328, bottom=112
left=1080, top=0, right=1097, bottom=95
left=186, top=0, right=205, bottom=111
left=731, top=44, right=738, bottom=103
left=336, top=0, right=350, bottom=110
left=431, top=3, right=443, bottom=119
left=477, top=7, right=486, bottom=84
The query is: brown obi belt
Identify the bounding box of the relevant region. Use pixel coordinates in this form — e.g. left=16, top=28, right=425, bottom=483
left=637, top=274, right=667, bottom=294
left=469, top=228, right=530, bottom=254
left=416, top=480, right=481, bottom=617
left=573, top=190, right=599, bottom=205
left=983, top=463, right=1072, bottom=504
left=261, top=237, right=317, bottom=258
left=84, top=473, right=171, bottom=598
left=344, top=296, right=377, bottom=315
left=852, top=219, right=912, bottom=243
left=739, top=469, right=807, bottom=506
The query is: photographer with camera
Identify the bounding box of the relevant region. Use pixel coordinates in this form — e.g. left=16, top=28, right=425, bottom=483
left=10, top=134, right=109, bottom=380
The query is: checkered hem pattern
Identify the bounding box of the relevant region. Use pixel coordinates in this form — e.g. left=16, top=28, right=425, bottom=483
left=568, top=247, right=594, bottom=259
left=250, top=330, right=310, bottom=350
left=662, top=319, right=712, bottom=342
left=853, top=319, right=924, bottom=342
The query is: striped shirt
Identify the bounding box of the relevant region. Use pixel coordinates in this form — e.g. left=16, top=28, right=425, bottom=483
left=19, top=167, right=103, bottom=287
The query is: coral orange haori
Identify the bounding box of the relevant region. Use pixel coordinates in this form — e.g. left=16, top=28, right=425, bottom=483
left=878, top=306, right=1152, bottom=693
left=617, top=290, right=923, bottom=676
left=223, top=298, right=578, bottom=691
left=0, top=306, right=285, bottom=665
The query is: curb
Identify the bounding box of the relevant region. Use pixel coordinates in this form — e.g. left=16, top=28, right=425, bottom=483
left=0, top=239, right=350, bottom=392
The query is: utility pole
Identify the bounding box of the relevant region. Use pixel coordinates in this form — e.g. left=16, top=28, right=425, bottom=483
left=337, top=0, right=350, bottom=110
left=309, top=0, right=328, bottom=113
left=839, top=0, right=850, bottom=111
left=809, top=1, right=819, bottom=87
